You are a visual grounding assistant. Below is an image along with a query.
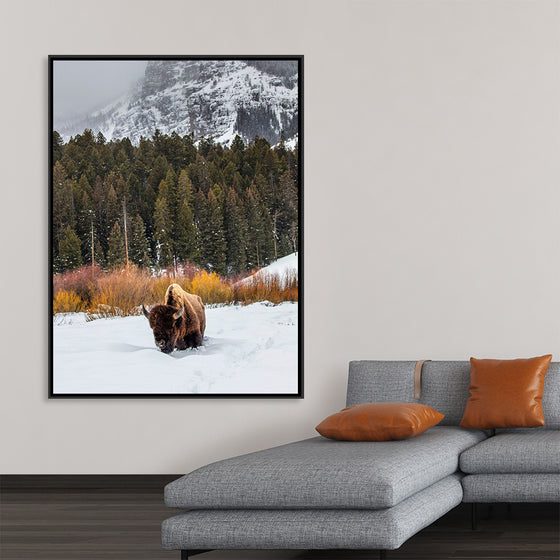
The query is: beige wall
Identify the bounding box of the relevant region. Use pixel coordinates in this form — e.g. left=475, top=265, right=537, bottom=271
left=1, top=0, right=559, bottom=473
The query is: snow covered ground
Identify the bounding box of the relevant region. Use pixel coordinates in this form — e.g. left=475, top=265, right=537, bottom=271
left=237, top=252, right=298, bottom=288
left=53, top=302, right=298, bottom=395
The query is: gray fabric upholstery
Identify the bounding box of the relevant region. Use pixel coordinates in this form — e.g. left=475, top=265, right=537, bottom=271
left=462, top=473, right=560, bottom=502
left=165, top=426, right=485, bottom=510
left=542, top=363, right=560, bottom=428
left=162, top=360, right=560, bottom=553
left=162, top=474, right=463, bottom=551
left=347, top=361, right=471, bottom=426
left=460, top=431, right=560, bottom=474
left=347, top=360, right=560, bottom=428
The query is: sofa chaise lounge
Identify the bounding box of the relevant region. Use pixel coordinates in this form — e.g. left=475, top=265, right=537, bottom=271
left=162, top=360, right=560, bottom=558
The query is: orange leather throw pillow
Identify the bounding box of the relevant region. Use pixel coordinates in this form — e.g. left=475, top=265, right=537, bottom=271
left=315, top=402, right=444, bottom=441
left=460, top=355, right=552, bottom=429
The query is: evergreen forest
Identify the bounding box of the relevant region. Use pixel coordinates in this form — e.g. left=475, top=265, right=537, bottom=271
left=52, top=129, right=299, bottom=276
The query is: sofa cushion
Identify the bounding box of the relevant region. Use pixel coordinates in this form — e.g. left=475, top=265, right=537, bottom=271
left=462, top=473, right=560, bottom=502
left=165, top=426, right=486, bottom=510
left=459, top=431, right=560, bottom=474
left=347, top=360, right=560, bottom=428
left=459, top=356, right=551, bottom=429
left=162, top=474, right=464, bottom=551
left=315, top=402, right=444, bottom=441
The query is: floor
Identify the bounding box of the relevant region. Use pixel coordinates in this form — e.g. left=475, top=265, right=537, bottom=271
left=1, top=490, right=558, bottom=560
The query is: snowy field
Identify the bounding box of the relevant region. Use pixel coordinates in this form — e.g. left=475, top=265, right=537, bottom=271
left=53, top=302, right=298, bottom=394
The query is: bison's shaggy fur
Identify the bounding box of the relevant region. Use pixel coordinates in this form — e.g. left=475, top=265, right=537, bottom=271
left=143, top=283, right=206, bottom=353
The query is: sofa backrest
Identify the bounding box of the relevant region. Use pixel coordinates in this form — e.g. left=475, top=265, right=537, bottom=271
left=346, top=360, right=560, bottom=428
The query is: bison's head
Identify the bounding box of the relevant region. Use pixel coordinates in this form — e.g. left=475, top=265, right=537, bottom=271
left=142, top=304, right=184, bottom=354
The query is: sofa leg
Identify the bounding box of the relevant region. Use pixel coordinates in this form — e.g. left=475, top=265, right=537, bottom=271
left=181, top=551, right=211, bottom=559
left=471, top=503, right=477, bottom=530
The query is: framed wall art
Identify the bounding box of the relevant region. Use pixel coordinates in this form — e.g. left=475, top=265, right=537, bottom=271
left=49, top=55, right=303, bottom=398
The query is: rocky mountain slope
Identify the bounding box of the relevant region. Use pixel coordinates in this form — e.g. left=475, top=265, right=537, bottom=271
left=55, top=59, right=299, bottom=147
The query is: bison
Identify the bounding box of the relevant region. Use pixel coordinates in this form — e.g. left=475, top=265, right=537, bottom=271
left=143, top=283, right=206, bottom=353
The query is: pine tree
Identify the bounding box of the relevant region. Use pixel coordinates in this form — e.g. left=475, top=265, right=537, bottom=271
left=162, top=168, right=177, bottom=205
left=52, top=131, right=64, bottom=163
left=189, top=154, right=211, bottom=192
left=129, top=215, right=151, bottom=268
left=76, top=191, right=94, bottom=263
left=222, top=161, right=238, bottom=189
left=152, top=169, right=178, bottom=268
left=175, top=198, right=199, bottom=264
left=106, top=221, right=126, bottom=268
left=51, top=129, right=299, bottom=276
left=201, top=190, right=226, bottom=274
left=192, top=189, right=207, bottom=266
left=52, top=161, right=76, bottom=247
left=211, top=183, right=225, bottom=207
left=134, top=137, right=154, bottom=184
left=183, top=133, right=198, bottom=165
left=95, top=182, right=119, bottom=256
left=176, top=169, right=194, bottom=205
left=193, top=189, right=225, bottom=274
left=260, top=204, right=275, bottom=265
left=78, top=174, right=93, bottom=198
left=277, top=170, right=298, bottom=256
left=148, top=155, right=169, bottom=193
left=245, top=185, right=273, bottom=268
left=263, top=148, right=280, bottom=193
left=94, top=240, right=106, bottom=270
left=75, top=129, right=96, bottom=149
left=166, top=131, right=187, bottom=169
left=92, top=177, right=108, bottom=253
left=231, top=134, right=245, bottom=155
left=60, top=143, right=78, bottom=180
left=166, top=169, right=198, bottom=264
left=223, top=187, right=248, bottom=273
left=255, top=172, right=272, bottom=213
left=275, top=130, right=288, bottom=160
left=58, top=225, right=82, bottom=271
left=114, top=174, right=130, bottom=203
left=153, top=195, right=173, bottom=268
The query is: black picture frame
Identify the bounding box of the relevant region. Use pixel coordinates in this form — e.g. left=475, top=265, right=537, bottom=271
left=49, top=55, right=303, bottom=399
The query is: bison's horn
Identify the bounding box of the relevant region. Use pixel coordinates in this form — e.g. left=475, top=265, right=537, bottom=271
left=142, top=305, right=150, bottom=319
left=172, top=304, right=184, bottom=320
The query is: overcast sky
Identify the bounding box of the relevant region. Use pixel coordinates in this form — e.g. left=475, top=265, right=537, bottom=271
left=53, top=60, right=147, bottom=122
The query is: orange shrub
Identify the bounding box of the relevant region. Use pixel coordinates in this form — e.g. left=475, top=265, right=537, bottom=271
left=150, top=274, right=176, bottom=304
left=52, top=263, right=297, bottom=319
left=88, top=266, right=152, bottom=318
left=188, top=271, right=233, bottom=305
left=149, top=274, right=197, bottom=304
left=53, top=290, right=84, bottom=314
left=148, top=261, right=201, bottom=303
left=233, top=271, right=298, bottom=305
left=53, top=264, right=103, bottom=304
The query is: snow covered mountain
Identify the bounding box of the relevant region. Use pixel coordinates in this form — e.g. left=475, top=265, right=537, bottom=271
left=55, top=59, right=299, bottom=147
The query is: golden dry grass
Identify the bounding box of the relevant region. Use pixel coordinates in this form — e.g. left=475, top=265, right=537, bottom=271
left=53, top=290, right=85, bottom=314
left=53, top=264, right=297, bottom=319
left=88, top=266, right=152, bottom=318
left=233, top=270, right=298, bottom=305
left=189, top=271, right=233, bottom=304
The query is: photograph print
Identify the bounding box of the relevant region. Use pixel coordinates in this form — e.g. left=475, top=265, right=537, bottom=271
left=49, top=56, right=302, bottom=397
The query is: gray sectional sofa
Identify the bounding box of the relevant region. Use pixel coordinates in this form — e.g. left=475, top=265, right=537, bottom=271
left=162, top=360, right=560, bottom=559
